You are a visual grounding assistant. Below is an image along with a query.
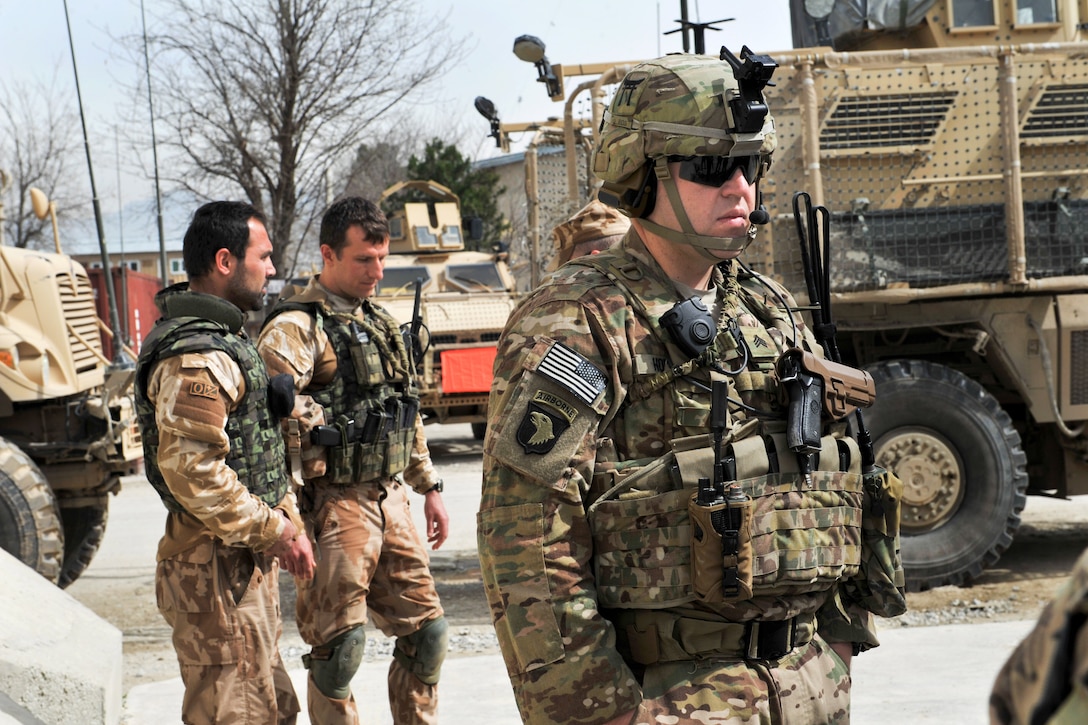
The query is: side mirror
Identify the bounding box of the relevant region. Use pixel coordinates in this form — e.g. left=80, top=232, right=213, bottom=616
left=29, top=188, right=51, bottom=221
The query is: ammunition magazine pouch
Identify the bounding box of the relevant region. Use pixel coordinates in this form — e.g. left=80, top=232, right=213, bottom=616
left=588, top=430, right=865, bottom=609
left=843, top=465, right=907, bottom=617
left=612, top=609, right=816, bottom=665
left=314, top=398, right=418, bottom=484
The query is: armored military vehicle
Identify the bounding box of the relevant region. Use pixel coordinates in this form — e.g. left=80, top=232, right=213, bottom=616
left=376, top=180, right=519, bottom=438
left=0, top=184, right=142, bottom=587
left=515, top=0, right=1088, bottom=590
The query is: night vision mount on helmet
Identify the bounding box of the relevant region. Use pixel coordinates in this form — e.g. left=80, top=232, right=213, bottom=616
left=593, top=47, right=778, bottom=255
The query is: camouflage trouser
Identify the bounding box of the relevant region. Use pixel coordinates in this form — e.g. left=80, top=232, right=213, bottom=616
left=156, top=539, right=299, bottom=725
left=296, top=478, right=443, bottom=725
left=629, top=634, right=851, bottom=724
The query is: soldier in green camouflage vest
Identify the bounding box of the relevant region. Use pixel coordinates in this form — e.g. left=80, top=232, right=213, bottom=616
left=478, top=53, right=906, bottom=724
left=258, top=196, right=449, bottom=725
left=991, top=546, right=1088, bottom=723
left=135, top=201, right=314, bottom=725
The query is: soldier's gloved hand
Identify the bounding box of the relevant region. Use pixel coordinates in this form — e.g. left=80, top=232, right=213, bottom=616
left=269, top=515, right=315, bottom=579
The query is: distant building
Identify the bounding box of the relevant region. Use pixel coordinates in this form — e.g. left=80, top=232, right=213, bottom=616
left=71, top=242, right=186, bottom=286
left=474, top=141, right=591, bottom=291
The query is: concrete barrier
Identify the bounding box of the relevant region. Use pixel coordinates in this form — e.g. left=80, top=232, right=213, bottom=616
left=0, top=548, right=121, bottom=724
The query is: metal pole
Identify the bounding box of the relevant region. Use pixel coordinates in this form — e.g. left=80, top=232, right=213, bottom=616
left=63, top=0, right=130, bottom=367
left=998, top=50, right=1027, bottom=286
left=141, top=0, right=168, bottom=285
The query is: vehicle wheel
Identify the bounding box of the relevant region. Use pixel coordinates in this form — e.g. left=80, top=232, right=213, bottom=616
left=58, top=503, right=109, bottom=588
left=471, top=422, right=487, bottom=440
left=863, top=359, right=1027, bottom=591
left=0, top=440, right=63, bottom=584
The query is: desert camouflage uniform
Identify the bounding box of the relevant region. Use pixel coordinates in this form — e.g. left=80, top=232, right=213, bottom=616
left=137, top=284, right=303, bottom=725
left=257, top=276, right=444, bottom=725
left=991, top=547, right=1088, bottom=724
left=479, top=230, right=902, bottom=724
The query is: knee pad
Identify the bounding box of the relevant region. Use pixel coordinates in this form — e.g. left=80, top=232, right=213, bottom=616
left=307, top=626, right=366, bottom=700
left=393, top=616, right=448, bottom=686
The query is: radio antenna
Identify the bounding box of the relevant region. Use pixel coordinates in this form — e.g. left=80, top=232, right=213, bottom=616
left=63, top=0, right=130, bottom=368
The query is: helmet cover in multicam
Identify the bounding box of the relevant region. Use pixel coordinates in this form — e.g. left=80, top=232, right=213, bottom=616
left=550, top=198, right=631, bottom=269
left=592, top=52, right=777, bottom=254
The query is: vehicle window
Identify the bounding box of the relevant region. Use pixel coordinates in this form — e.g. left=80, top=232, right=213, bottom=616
left=389, top=217, right=404, bottom=240
left=446, top=263, right=505, bottom=292
left=1016, top=0, right=1057, bottom=23
left=414, top=226, right=438, bottom=248
left=951, top=0, right=995, bottom=26
left=441, top=225, right=463, bottom=248
left=376, top=266, right=431, bottom=296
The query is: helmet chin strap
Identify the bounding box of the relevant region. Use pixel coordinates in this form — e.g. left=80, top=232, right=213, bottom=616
left=639, top=161, right=755, bottom=259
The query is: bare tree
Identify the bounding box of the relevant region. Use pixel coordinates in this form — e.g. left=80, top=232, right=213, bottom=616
left=339, top=122, right=431, bottom=204
left=144, top=0, right=466, bottom=277
left=0, top=76, right=84, bottom=250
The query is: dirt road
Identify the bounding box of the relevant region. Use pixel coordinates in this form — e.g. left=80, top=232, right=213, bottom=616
left=64, top=423, right=1088, bottom=694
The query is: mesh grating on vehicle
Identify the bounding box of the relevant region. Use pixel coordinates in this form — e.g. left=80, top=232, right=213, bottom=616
left=822, top=92, right=957, bottom=151
left=1022, top=84, right=1088, bottom=139
left=1070, top=329, right=1088, bottom=406
left=59, top=272, right=104, bottom=373
left=815, top=200, right=1088, bottom=292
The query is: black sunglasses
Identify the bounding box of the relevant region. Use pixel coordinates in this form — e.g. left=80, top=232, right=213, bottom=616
left=669, top=154, right=761, bottom=187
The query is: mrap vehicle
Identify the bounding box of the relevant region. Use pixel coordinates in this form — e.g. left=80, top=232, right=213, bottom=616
left=514, top=0, right=1088, bottom=590
left=0, top=183, right=142, bottom=587
left=376, top=180, right=519, bottom=439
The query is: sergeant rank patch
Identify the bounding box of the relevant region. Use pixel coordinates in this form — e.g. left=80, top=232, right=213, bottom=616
left=517, top=390, right=578, bottom=454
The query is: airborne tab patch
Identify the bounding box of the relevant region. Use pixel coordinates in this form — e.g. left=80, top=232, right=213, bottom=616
left=517, top=391, right=578, bottom=455
left=188, top=380, right=220, bottom=400
left=537, top=342, right=605, bottom=405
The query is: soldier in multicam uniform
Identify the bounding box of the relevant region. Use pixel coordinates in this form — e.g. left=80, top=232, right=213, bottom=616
left=477, top=53, right=906, bottom=724
left=990, top=547, right=1088, bottom=723
left=135, top=201, right=315, bottom=725
left=550, top=197, right=631, bottom=270
left=257, top=196, right=449, bottom=725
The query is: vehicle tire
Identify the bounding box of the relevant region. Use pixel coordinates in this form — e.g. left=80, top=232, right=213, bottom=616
left=471, top=422, right=487, bottom=440
left=863, top=359, right=1028, bottom=591
left=58, top=503, right=109, bottom=588
left=0, top=440, right=63, bottom=584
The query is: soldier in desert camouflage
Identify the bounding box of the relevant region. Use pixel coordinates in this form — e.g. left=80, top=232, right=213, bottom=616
left=990, top=547, right=1088, bottom=724
left=477, top=52, right=906, bottom=724
left=135, top=200, right=315, bottom=725
left=257, top=196, right=449, bottom=725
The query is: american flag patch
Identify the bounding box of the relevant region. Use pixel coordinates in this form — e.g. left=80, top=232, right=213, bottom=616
left=538, top=342, right=606, bottom=405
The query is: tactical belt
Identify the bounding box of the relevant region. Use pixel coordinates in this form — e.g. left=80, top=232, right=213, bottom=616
left=614, top=611, right=816, bottom=665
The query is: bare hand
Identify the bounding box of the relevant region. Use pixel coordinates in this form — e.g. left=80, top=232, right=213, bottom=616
left=269, top=517, right=315, bottom=579
left=423, top=489, right=449, bottom=550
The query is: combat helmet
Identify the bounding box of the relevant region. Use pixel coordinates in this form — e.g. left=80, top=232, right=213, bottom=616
left=594, top=47, right=777, bottom=255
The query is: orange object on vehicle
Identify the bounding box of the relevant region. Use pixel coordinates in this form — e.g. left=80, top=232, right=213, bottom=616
left=440, top=348, right=497, bottom=393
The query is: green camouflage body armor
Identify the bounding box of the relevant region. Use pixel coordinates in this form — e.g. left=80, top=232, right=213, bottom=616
left=266, top=286, right=418, bottom=484
left=135, top=286, right=289, bottom=514
left=565, top=248, right=902, bottom=633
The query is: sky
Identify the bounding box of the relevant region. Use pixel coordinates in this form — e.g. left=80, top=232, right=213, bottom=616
left=0, top=1, right=794, bottom=253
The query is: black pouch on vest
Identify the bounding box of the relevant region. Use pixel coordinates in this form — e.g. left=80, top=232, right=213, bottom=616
left=328, top=414, right=357, bottom=484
